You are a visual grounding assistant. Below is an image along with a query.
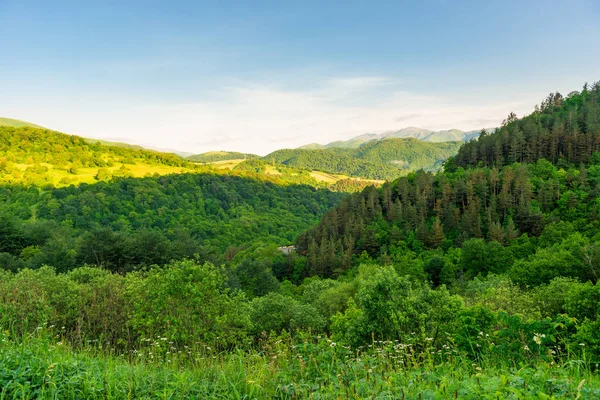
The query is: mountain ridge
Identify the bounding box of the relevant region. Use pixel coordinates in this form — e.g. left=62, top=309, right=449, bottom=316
left=300, top=127, right=493, bottom=149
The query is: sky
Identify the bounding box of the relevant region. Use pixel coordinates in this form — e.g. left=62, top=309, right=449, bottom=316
left=1, top=0, right=599, bottom=155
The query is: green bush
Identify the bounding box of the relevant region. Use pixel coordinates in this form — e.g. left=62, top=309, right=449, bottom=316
left=331, top=266, right=462, bottom=346
left=125, top=260, right=251, bottom=347
left=249, top=292, right=326, bottom=335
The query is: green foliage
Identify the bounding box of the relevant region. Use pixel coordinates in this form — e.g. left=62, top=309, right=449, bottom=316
left=2, top=332, right=600, bottom=399
left=461, top=238, right=514, bottom=278
left=0, top=173, right=343, bottom=272
left=454, top=81, right=600, bottom=169
left=126, top=261, right=251, bottom=346
left=265, top=138, right=461, bottom=180
left=249, top=292, right=326, bottom=334
left=332, top=266, right=462, bottom=346
left=0, top=126, right=197, bottom=186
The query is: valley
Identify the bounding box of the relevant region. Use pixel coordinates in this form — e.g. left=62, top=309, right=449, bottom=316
left=2, top=81, right=600, bottom=398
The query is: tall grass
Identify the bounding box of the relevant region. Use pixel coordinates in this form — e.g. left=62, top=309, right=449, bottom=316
left=1, top=328, right=598, bottom=399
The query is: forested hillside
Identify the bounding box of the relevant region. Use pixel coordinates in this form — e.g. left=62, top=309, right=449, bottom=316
left=295, top=82, right=600, bottom=282
left=0, top=173, right=343, bottom=273
left=452, top=82, right=600, bottom=168
left=0, top=126, right=200, bottom=186
left=265, top=138, right=461, bottom=180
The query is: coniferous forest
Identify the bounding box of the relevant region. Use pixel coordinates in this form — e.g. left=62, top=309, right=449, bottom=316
left=2, top=82, right=600, bottom=398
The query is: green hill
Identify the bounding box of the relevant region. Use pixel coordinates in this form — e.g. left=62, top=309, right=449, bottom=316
left=295, top=80, right=600, bottom=281
left=300, top=127, right=492, bottom=149
left=187, top=151, right=259, bottom=163
left=265, top=138, right=462, bottom=180
left=0, top=126, right=204, bottom=186
left=0, top=125, right=379, bottom=192
left=0, top=117, right=44, bottom=128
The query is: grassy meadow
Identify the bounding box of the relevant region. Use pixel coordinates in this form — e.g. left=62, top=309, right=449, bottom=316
left=3, top=330, right=599, bottom=399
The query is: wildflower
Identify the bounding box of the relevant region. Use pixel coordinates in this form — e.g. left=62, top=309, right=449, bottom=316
left=524, top=345, right=530, bottom=351
left=330, top=342, right=336, bottom=347
left=579, top=343, right=586, bottom=347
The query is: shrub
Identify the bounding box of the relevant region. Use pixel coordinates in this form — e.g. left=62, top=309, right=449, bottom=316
left=249, top=292, right=326, bottom=335
left=125, top=260, right=251, bottom=347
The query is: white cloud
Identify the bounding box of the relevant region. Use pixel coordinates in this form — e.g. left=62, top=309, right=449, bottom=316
left=2, top=75, right=536, bottom=155
left=122, top=78, right=528, bottom=154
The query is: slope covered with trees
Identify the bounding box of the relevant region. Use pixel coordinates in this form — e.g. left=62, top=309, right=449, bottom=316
left=265, top=138, right=461, bottom=180
left=295, top=81, right=600, bottom=283
left=0, top=173, right=343, bottom=273
left=0, top=126, right=202, bottom=186
left=452, top=82, right=600, bottom=169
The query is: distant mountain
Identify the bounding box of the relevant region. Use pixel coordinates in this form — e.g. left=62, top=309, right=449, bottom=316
left=265, top=138, right=462, bottom=180
left=187, top=151, right=259, bottom=163
left=300, top=127, right=494, bottom=149
left=0, top=117, right=44, bottom=128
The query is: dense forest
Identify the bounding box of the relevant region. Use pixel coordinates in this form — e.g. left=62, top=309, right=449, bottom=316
left=0, top=173, right=343, bottom=274
left=265, top=138, right=461, bottom=180
left=452, top=81, right=600, bottom=168
left=3, top=82, right=600, bottom=398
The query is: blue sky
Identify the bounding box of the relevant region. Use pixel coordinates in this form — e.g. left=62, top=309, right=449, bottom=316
left=1, top=0, right=599, bottom=154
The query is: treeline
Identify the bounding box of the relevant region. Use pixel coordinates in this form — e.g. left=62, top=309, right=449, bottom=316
left=452, top=81, right=600, bottom=169
left=264, top=138, right=461, bottom=180
left=0, top=173, right=343, bottom=273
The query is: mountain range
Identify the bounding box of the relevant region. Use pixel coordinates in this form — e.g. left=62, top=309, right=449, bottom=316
left=300, top=127, right=493, bottom=149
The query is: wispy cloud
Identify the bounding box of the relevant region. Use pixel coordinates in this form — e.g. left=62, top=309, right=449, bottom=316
left=1, top=75, right=535, bottom=155
left=122, top=77, right=525, bottom=154
left=395, top=113, right=421, bottom=122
